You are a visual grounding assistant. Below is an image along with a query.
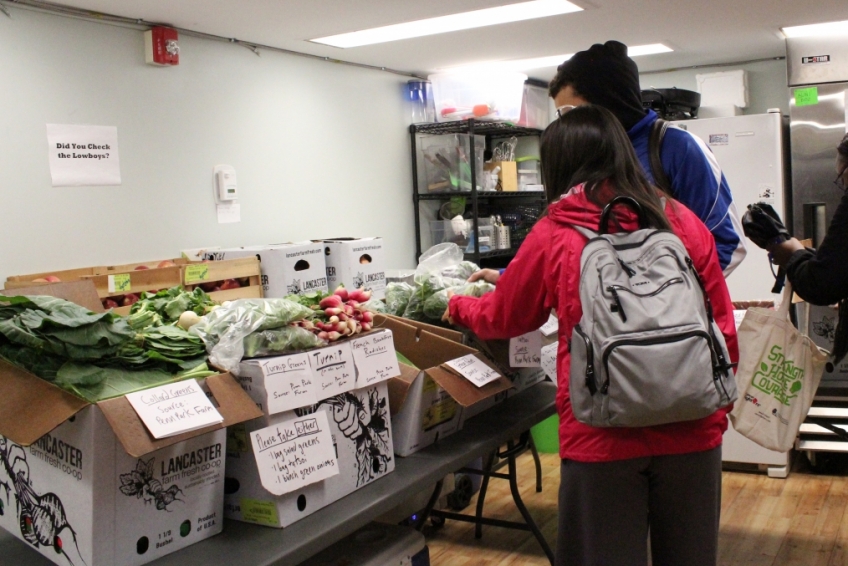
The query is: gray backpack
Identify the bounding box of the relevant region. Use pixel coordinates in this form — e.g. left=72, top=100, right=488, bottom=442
left=569, top=196, right=737, bottom=428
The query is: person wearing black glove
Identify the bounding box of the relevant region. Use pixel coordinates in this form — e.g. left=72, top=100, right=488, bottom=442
left=743, top=132, right=848, bottom=362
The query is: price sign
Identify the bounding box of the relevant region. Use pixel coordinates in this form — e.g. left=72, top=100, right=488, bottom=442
left=445, top=354, right=501, bottom=387
left=260, top=353, right=318, bottom=414
left=509, top=331, right=542, bottom=367
left=539, top=313, right=558, bottom=336
left=185, top=264, right=210, bottom=283
left=108, top=273, right=131, bottom=293
left=541, top=342, right=558, bottom=381
left=350, top=330, right=400, bottom=387
left=250, top=410, right=339, bottom=496
left=126, top=380, right=223, bottom=439
left=309, top=342, right=356, bottom=401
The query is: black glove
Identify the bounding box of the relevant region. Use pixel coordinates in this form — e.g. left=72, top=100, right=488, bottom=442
left=742, top=202, right=790, bottom=249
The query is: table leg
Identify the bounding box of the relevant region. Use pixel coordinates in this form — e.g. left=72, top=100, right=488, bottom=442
left=475, top=450, right=496, bottom=539
left=506, top=439, right=555, bottom=565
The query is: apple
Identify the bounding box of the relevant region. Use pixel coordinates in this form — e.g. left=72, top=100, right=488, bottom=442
left=31, top=278, right=49, bottom=283
left=199, top=282, right=217, bottom=292
left=43, top=275, right=61, bottom=282
left=122, top=293, right=140, bottom=306
left=219, top=279, right=241, bottom=290
left=237, top=277, right=250, bottom=287
left=102, top=298, right=120, bottom=309
left=134, top=265, right=150, bottom=271
left=212, top=286, right=222, bottom=292
left=157, top=260, right=177, bottom=268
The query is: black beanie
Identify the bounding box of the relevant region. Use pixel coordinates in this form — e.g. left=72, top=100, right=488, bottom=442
left=552, top=40, right=646, bottom=131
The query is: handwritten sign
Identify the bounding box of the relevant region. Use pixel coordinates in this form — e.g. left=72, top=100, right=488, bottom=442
left=309, top=342, right=356, bottom=401
left=250, top=410, right=338, bottom=496
left=445, top=354, right=501, bottom=388
left=539, top=313, right=558, bottom=336
left=794, top=86, right=818, bottom=107
left=260, top=353, right=318, bottom=414
left=350, top=330, right=400, bottom=387
left=509, top=331, right=542, bottom=367
left=46, top=123, right=121, bottom=187
left=126, top=380, right=223, bottom=439
left=541, top=342, right=558, bottom=381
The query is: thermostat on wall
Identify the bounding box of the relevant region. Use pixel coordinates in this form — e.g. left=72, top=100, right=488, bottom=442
left=214, top=165, right=238, bottom=201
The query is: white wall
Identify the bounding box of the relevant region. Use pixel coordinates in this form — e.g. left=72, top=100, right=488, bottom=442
left=0, top=8, right=417, bottom=283
left=640, top=58, right=789, bottom=115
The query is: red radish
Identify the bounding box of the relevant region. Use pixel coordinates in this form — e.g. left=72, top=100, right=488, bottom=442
left=338, top=313, right=349, bottom=322
left=219, top=279, right=241, bottom=290
left=302, top=320, right=314, bottom=330
left=319, top=295, right=342, bottom=309
left=349, top=289, right=371, bottom=302
left=318, top=331, right=329, bottom=340
left=347, top=319, right=357, bottom=333
left=343, top=305, right=354, bottom=316
left=324, top=307, right=342, bottom=316
left=327, top=331, right=341, bottom=341
left=361, top=311, right=373, bottom=323
left=346, top=300, right=360, bottom=309
left=333, top=287, right=349, bottom=301
left=361, top=322, right=372, bottom=332
left=328, top=315, right=339, bottom=324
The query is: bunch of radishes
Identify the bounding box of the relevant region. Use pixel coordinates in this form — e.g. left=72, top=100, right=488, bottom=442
left=292, top=287, right=375, bottom=342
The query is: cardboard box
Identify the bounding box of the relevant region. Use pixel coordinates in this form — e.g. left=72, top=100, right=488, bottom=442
left=0, top=360, right=262, bottom=566
left=321, top=238, right=386, bottom=300
left=222, top=381, right=395, bottom=527
left=197, top=243, right=328, bottom=298
left=377, top=315, right=512, bottom=456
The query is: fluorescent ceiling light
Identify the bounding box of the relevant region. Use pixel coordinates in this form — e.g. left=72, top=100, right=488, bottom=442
left=311, top=0, right=583, bottom=48
left=781, top=20, right=848, bottom=38
left=442, top=44, right=673, bottom=73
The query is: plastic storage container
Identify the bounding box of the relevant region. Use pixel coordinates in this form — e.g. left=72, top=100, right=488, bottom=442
left=416, top=133, right=485, bottom=193
left=429, top=71, right=528, bottom=122
left=430, top=218, right=494, bottom=253
left=517, top=84, right=552, bottom=129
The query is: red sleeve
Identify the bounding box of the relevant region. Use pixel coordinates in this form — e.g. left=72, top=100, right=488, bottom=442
left=449, top=220, right=555, bottom=340
left=670, top=202, right=739, bottom=364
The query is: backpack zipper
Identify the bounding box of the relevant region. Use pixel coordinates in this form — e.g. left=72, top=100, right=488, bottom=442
left=573, top=325, right=597, bottom=395
left=599, top=329, right=713, bottom=395
left=608, top=277, right=683, bottom=298
left=606, top=287, right=627, bottom=322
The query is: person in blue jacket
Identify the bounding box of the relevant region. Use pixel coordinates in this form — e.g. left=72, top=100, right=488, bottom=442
left=548, top=40, right=746, bottom=276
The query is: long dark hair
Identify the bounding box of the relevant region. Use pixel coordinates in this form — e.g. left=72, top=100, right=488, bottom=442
left=540, top=105, right=671, bottom=230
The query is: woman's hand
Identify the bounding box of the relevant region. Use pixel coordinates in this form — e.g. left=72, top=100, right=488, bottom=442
left=442, top=290, right=455, bottom=324
left=467, top=268, right=501, bottom=284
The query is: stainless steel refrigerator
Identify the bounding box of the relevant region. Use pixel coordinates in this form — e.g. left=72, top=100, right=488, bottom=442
left=787, top=35, right=848, bottom=458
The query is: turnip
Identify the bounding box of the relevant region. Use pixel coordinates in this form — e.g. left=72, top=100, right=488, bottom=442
left=177, top=311, right=202, bottom=330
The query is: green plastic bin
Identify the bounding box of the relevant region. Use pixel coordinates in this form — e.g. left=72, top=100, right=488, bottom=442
left=530, top=414, right=560, bottom=454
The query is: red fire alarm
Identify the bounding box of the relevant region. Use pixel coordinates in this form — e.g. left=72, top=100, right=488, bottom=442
left=144, top=26, right=179, bottom=66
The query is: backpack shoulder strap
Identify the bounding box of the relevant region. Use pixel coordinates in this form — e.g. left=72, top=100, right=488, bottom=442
left=649, top=119, right=673, bottom=197
left=570, top=225, right=597, bottom=240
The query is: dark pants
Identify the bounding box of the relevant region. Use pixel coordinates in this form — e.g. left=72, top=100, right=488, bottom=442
left=556, top=445, right=722, bottom=566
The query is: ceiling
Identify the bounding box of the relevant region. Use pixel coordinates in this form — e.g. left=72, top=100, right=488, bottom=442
left=44, top=0, right=848, bottom=80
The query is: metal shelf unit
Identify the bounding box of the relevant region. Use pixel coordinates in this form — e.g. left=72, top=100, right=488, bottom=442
left=410, top=119, right=544, bottom=265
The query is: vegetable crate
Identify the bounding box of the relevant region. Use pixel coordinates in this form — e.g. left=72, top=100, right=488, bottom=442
left=182, top=257, right=263, bottom=303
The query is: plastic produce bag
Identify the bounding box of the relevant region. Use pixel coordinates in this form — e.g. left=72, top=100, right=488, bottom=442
left=190, top=298, right=313, bottom=372
left=243, top=326, right=326, bottom=358
left=423, top=281, right=496, bottom=320
left=729, top=284, right=829, bottom=452
left=415, top=243, right=465, bottom=278
left=385, top=283, right=415, bottom=316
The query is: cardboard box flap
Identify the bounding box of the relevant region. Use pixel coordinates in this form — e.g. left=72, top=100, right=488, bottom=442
left=0, top=359, right=90, bottom=445
left=387, top=362, right=420, bottom=415
left=425, top=357, right=512, bottom=407
left=374, top=313, right=463, bottom=344
left=98, top=373, right=263, bottom=458
left=375, top=315, right=475, bottom=369
left=1, top=280, right=104, bottom=313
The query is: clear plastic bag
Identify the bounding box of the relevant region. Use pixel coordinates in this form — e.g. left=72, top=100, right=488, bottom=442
left=190, top=298, right=313, bottom=372
left=243, top=326, right=326, bottom=358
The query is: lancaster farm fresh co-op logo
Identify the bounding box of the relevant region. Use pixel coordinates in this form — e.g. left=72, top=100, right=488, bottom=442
left=752, top=345, right=804, bottom=406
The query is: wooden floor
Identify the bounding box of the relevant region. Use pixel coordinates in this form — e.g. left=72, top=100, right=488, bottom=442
left=424, top=451, right=848, bottom=566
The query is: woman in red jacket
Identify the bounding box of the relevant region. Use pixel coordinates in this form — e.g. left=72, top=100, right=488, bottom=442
left=447, top=105, right=737, bottom=566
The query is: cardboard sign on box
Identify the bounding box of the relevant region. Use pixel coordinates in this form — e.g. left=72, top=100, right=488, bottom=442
left=223, top=382, right=395, bottom=527
left=321, top=238, right=386, bottom=300
left=197, top=242, right=328, bottom=298
left=0, top=361, right=261, bottom=566
left=376, top=315, right=512, bottom=456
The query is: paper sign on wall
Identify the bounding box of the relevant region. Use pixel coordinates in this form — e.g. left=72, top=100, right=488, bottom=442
left=309, top=342, right=356, bottom=400
left=125, top=380, right=223, bottom=439
left=260, top=353, right=318, bottom=414
left=541, top=342, right=558, bottom=381
left=250, top=410, right=339, bottom=496
left=509, top=331, right=542, bottom=367
left=539, top=313, right=558, bottom=336
left=217, top=202, right=241, bottom=224
left=445, top=354, right=501, bottom=387
left=46, top=124, right=121, bottom=186
left=350, top=330, right=400, bottom=387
